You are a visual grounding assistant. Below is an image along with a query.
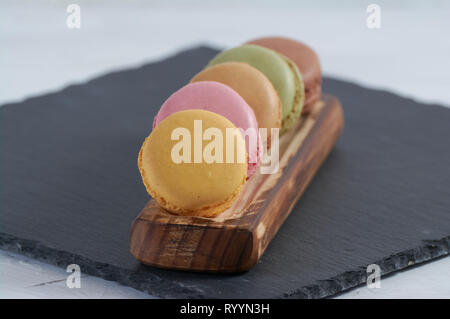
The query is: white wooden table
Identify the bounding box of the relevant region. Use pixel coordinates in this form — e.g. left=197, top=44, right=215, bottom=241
left=1, top=0, right=449, bottom=299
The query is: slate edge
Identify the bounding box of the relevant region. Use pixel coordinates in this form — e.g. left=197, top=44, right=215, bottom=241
left=1, top=232, right=448, bottom=298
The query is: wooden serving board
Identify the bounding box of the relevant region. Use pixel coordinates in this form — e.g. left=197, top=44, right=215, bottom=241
left=130, top=94, right=344, bottom=273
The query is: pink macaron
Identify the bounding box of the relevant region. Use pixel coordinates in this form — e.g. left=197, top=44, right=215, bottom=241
left=153, top=81, right=261, bottom=179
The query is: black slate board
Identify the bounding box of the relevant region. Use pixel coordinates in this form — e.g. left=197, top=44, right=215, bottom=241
left=1, top=47, right=449, bottom=299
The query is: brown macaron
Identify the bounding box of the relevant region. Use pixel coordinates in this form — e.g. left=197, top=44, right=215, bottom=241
left=191, top=62, right=281, bottom=146
left=247, top=36, right=322, bottom=114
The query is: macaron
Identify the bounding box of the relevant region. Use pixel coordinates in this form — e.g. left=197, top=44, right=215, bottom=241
left=190, top=62, right=281, bottom=147
left=139, top=110, right=247, bottom=217
left=207, top=44, right=304, bottom=133
left=247, top=36, right=322, bottom=114
left=153, top=81, right=260, bottom=179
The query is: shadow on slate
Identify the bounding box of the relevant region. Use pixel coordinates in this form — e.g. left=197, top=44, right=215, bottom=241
left=1, top=46, right=449, bottom=299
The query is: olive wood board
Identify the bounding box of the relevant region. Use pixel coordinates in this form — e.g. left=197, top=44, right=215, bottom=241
left=130, top=96, right=344, bottom=272
left=1, top=47, right=449, bottom=298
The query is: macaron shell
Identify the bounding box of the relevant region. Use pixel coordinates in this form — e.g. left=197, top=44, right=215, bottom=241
left=247, top=37, right=322, bottom=113
left=153, top=81, right=260, bottom=178
left=190, top=62, right=281, bottom=146
left=208, top=44, right=304, bottom=133
left=139, top=110, right=247, bottom=217
left=279, top=55, right=304, bottom=132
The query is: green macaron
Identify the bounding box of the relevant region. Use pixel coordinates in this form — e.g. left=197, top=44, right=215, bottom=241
left=208, top=44, right=305, bottom=133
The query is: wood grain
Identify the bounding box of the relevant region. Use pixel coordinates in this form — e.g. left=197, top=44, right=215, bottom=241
left=130, top=95, right=344, bottom=272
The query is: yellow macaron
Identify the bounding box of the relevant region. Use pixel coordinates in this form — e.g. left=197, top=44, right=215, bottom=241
left=138, top=109, right=248, bottom=217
